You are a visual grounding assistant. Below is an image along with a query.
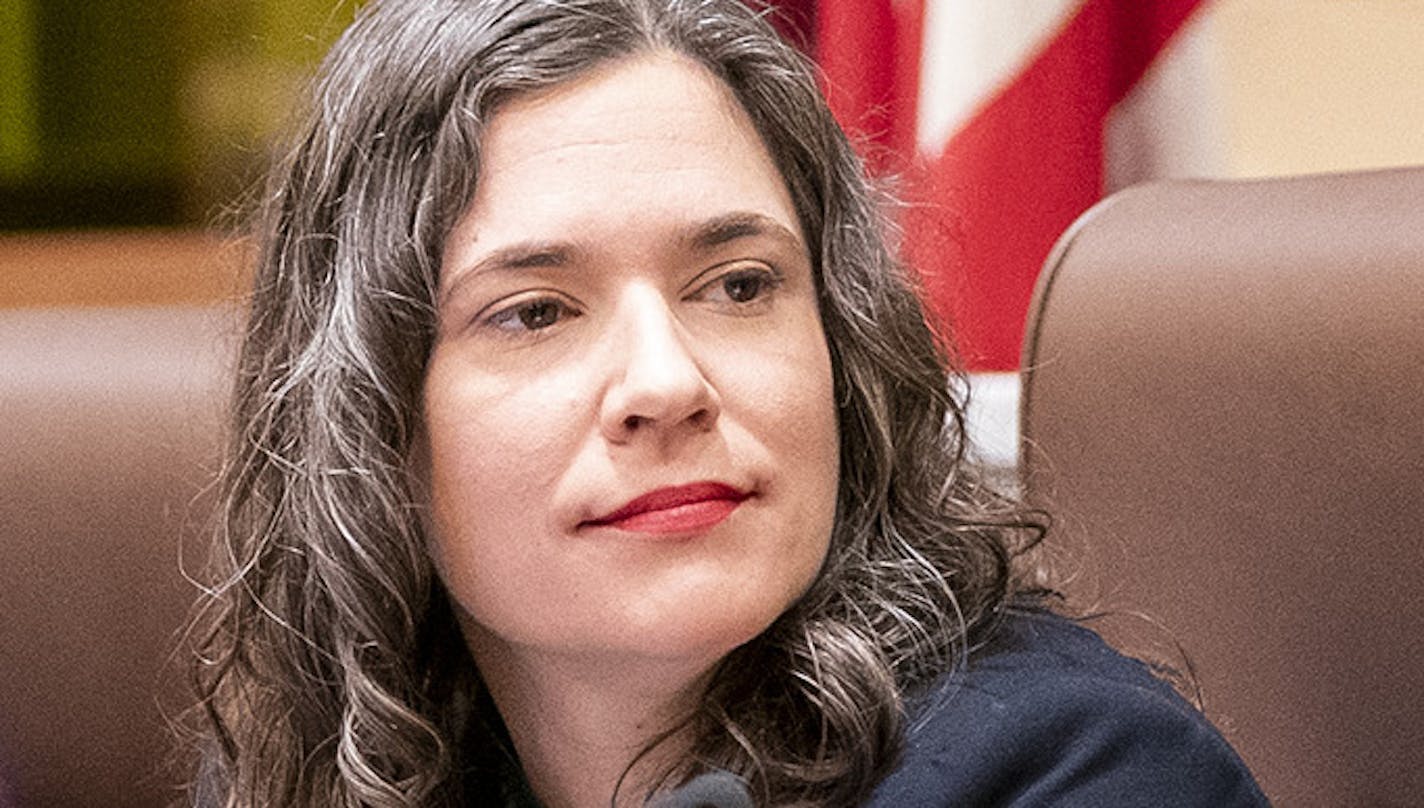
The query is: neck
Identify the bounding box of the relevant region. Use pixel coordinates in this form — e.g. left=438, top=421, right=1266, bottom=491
left=466, top=625, right=717, bottom=808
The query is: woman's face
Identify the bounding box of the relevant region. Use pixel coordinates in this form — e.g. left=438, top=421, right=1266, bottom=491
left=423, top=52, right=839, bottom=670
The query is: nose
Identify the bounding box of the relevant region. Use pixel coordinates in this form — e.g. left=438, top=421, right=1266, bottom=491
left=598, top=288, right=721, bottom=446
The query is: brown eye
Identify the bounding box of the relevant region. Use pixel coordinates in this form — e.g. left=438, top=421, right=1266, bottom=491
left=692, top=265, right=782, bottom=308
left=722, top=271, right=768, bottom=303
left=518, top=300, right=564, bottom=330
left=486, top=296, right=580, bottom=335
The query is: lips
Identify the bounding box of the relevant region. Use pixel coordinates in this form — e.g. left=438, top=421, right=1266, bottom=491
left=582, top=481, right=751, bottom=535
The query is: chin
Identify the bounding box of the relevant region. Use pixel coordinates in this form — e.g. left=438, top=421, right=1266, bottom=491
left=594, top=586, right=800, bottom=664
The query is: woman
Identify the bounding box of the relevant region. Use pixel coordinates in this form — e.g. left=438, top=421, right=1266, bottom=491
left=188, top=1, right=1267, bottom=805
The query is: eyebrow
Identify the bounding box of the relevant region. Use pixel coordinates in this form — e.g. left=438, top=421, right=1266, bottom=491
left=467, top=241, right=575, bottom=276
left=683, top=211, right=804, bottom=253
left=440, top=241, right=577, bottom=306
left=440, top=211, right=805, bottom=304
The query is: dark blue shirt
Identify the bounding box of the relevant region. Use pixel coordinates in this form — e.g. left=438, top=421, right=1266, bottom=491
left=863, top=611, right=1269, bottom=807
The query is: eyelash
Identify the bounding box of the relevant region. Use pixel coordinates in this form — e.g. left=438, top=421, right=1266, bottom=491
left=475, top=264, right=784, bottom=337
left=482, top=294, right=582, bottom=336
left=689, top=264, right=784, bottom=309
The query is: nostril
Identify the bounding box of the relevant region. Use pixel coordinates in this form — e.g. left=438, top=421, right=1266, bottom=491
left=619, top=409, right=711, bottom=435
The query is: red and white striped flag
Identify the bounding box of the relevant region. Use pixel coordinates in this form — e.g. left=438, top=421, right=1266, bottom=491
left=777, top=0, right=1218, bottom=370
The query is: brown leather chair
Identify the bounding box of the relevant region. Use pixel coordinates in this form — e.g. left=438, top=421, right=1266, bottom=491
left=0, top=305, right=236, bottom=807
left=1020, top=167, right=1424, bottom=807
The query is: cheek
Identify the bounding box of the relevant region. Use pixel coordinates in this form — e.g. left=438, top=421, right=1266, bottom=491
left=419, top=357, right=587, bottom=606
left=422, top=350, right=587, bottom=494
left=793, top=329, right=841, bottom=577
left=730, top=320, right=840, bottom=580
left=747, top=315, right=839, bottom=475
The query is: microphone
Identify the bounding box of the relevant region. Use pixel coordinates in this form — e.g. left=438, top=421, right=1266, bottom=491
left=648, top=770, right=754, bottom=808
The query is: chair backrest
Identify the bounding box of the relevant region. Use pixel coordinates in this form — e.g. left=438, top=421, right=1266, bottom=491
left=1019, top=167, right=1424, bottom=807
left=0, top=306, right=236, bottom=808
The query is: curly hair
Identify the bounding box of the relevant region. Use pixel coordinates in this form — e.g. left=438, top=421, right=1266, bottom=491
left=186, top=0, right=1046, bottom=805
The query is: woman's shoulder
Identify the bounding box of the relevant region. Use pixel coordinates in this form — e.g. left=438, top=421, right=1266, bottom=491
left=864, top=609, right=1270, bottom=807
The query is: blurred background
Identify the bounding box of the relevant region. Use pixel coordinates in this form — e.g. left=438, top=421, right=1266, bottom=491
left=2, top=0, right=360, bottom=308
left=0, top=0, right=356, bottom=231
left=2, top=0, right=1422, bottom=329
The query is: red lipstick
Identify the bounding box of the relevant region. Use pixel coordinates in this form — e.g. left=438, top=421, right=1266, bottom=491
left=584, top=482, right=750, bottom=535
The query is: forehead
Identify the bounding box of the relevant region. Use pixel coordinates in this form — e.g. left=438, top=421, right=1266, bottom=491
left=478, top=50, right=767, bottom=173
left=441, top=51, right=803, bottom=271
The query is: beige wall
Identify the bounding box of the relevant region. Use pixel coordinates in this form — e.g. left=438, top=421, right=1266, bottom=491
left=1215, top=0, right=1424, bottom=177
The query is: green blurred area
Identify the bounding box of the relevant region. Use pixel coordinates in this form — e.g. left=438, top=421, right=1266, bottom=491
left=0, top=0, right=359, bottom=231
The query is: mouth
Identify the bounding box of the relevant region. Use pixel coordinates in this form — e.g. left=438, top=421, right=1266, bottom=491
left=581, top=481, right=752, bottom=535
